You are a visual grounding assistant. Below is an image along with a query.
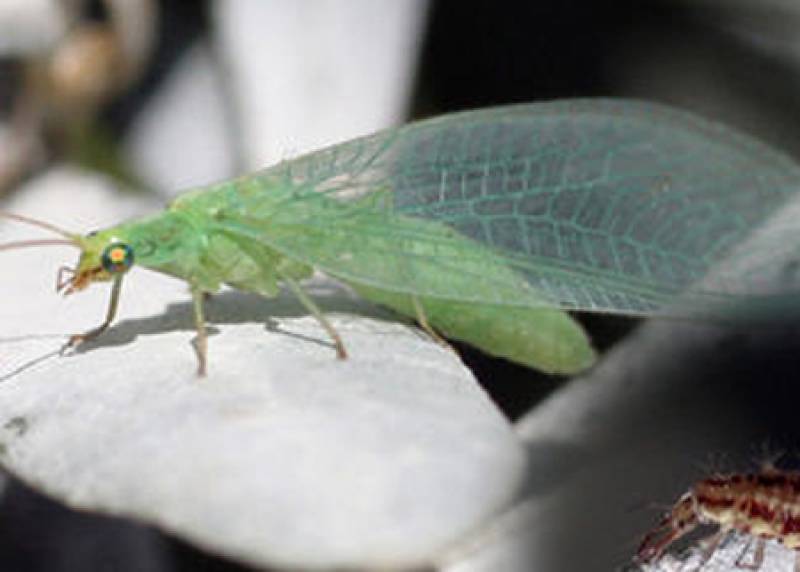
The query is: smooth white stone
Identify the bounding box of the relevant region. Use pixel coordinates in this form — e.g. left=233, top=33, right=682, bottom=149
left=212, top=0, right=429, bottom=169
left=0, top=0, right=65, bottom=56
left=124, top=44, right=236, bottom=195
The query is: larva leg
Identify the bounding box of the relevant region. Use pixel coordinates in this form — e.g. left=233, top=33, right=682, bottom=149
left=191, top=286, right=208, bottom=377
left=411, top=295, right=455, bottom=352
left=693, top=529, right=726, bottom=570
left=280, top=275, right=347, bottom=359
left=62, top=276, right=124, bottom=352
left=733, top=536, right=764, bottom=569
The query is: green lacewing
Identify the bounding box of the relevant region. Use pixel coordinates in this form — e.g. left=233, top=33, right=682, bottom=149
left=4, top=99, right=800, bottom=376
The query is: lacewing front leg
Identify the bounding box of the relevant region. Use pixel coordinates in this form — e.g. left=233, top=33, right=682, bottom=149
left=61, top=276, right=124, bottom=353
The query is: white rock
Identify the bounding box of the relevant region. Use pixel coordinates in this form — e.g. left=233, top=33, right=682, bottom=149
left=0, top=169, right=527, bottom=569
left=124, top=44, right=236, bottom=195
left=0, top=0, right=66, bottom=56
left=212, top=0, right=429, bottom=169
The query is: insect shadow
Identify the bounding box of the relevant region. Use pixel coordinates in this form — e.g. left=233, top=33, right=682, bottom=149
left=1, top=282, right=403, bottom=382
left=72, top=284, right=402, bottom=353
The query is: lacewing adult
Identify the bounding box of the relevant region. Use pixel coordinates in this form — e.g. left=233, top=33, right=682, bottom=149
left=4, top=99, right=800, bottom=375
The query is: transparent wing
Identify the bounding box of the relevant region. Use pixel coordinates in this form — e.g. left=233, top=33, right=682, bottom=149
left=208, top=99, right=800, bottom=316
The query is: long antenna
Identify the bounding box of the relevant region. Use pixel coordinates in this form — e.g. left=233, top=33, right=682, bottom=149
left=0, top=211, right=78, bottom=240
left=0, top=239, right=77, bottom=252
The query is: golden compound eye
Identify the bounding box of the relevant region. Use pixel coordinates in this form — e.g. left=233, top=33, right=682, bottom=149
left=101, top=243, right=134, bottom=274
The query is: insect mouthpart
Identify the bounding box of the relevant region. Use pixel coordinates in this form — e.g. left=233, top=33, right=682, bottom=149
left=56, top=265, right=75, bottom=293
left=57, top=266, right=101, bottom=295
